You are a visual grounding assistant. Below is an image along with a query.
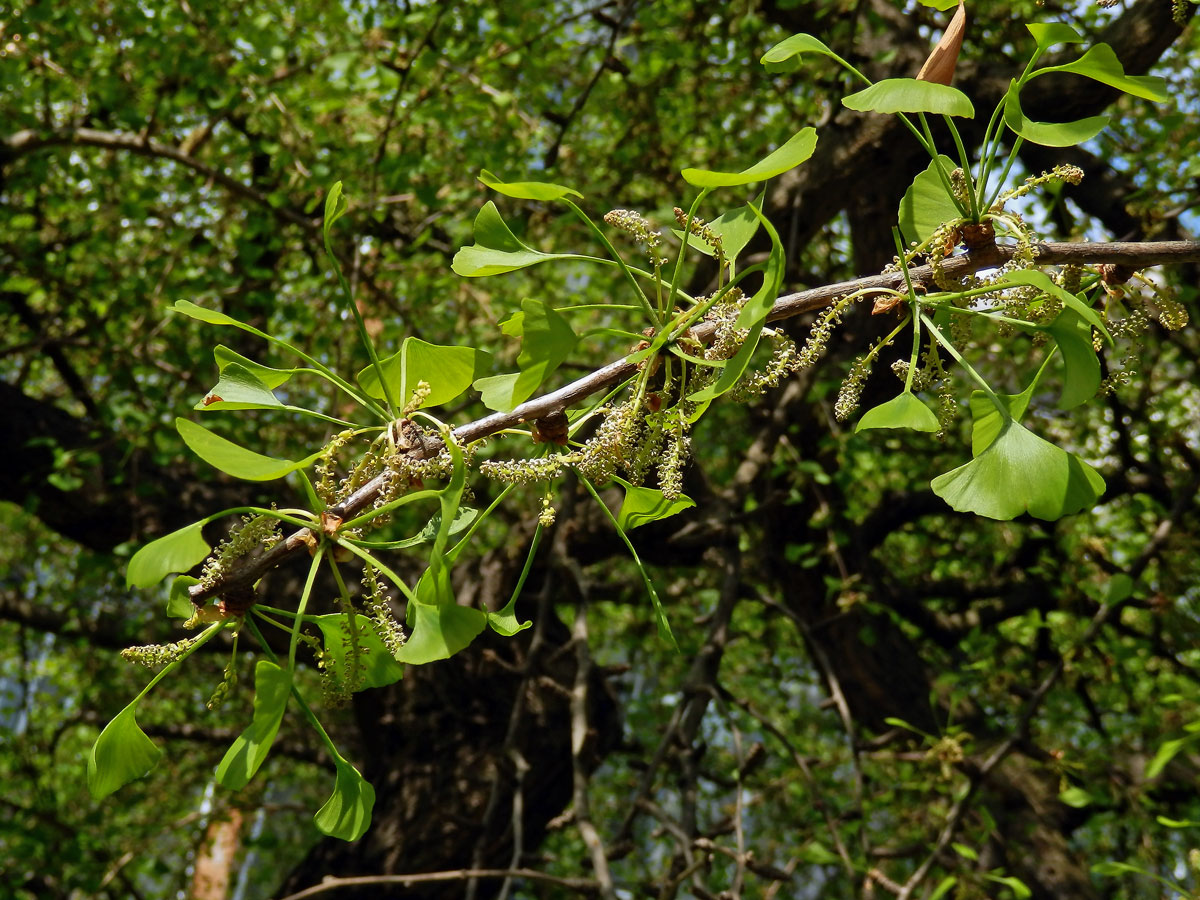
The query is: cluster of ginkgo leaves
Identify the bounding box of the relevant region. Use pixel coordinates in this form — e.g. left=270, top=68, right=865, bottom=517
left=88, top=9, right=1180, bottom=845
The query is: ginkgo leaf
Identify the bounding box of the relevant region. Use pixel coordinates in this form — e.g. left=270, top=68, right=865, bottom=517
left=856, top=391, right=941, bottom=433
left=314, top=757, right=375, bottom=841
left=931, top=418, right=1105, bottom=521
left=898, top=154, right=962, bottom=243
left=843, top=79, right=974, bottom=117
left=682, top=128, right=817, bottom=188
left=478, top=169, right=582, bottom=201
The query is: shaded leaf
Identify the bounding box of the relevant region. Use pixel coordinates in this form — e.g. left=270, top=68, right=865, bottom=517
left=314, top=758, right=375, bottom=841
left=1145, top=735, right=1193, bottom=780
left=216, top=661, right=291, bottom=791
left=314, top=614, right=405, bottom=686
left=87, top=703, right=162, bottom=799
left=478, top=168, right=582, bottom=201
left=843, top=79, right=974, bottom=117
left=167, top=575, right=200, bottom=618
left=177, top=418, right=321, bottom=481
left=617, top=485, right=696, bottom=530
left=898, top=155, right=962, bottom=243
left=1003, top=79, right=1108, bottom=147
left=322, top=181, right=348, bottom=247
left=127, top=522, right=210, bottom=589
left=856, top=391, right=941, bottom=433
left=983, top=874, right=1032, bottom=899
left=682, top=127, right=817, bottom=188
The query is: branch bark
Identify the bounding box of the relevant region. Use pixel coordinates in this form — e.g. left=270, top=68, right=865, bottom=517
left=186, top=238, right=1200, bottom=607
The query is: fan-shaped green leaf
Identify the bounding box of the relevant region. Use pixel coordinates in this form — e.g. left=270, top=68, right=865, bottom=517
left=126, top=522, right=211, bottom=588
left=682, top=128, right=817, bottom=188
left=1003, top=80, right=1108, bottom=147
left=856, top=391, right=941, bottom=433
left=216, top=661, right=291, bottom=791
left=87, top=703, right=162, bottom=799
left=931, top=419, right=1105, bottom=521
left=314, top=614, right=405, bottom=686
left=195, top=363, right=284, bottom=411
left=176, top=418, right=320, bottom=481
left=843, top=79, right=974, bottom=117
left=1045, top=310, right=1100, bottom=409
left=314, top=758, right=375, bottom=841
left=213, top=346, right=293, bottom=389
left=478, top=168, right=582, bottom=201
left=474, top=299, right=577, bottom=411
left=1037, top=44, right=1167, bottom=102
left=618, top=485, right=696, bottom=530
left=452, top=202, right=587, bottom=277
left=898, top=154, right=962, bottom=243
left=358, top=338, right=486, bottom=408
left=394, top=602, right=487, bottom=664
left=1026, top=23, right=1085, bottom=52
left=760, top=33, right=840, bottom=73
left=1004, top=269, right=1108, bottom=337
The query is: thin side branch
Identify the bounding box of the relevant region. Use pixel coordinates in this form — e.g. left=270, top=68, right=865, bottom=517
left=188, top=239, right=1200, bottom=606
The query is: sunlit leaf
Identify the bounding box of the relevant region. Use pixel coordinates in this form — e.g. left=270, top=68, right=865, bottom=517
left=314, top=757, right=375, bottom=841
left=452, top=202, right=587, bottom=277
left=87, top=703, right=162, bottom=799
left=930, top=877, right=958, bottom=900
left=931, top=418, right=1105, bottom=521
left=1036, top=43, right=1167, bottom=102
left=176, top=418, right=320, bottom=481
left=126, top=521, right=210, bottom=588
left=1058, top=786, right=1094, bottom=808
left=843, top=79, right=974, bottom=117
left=213, top=346, right=293, bottom=389
left=967, top=388, right=1032, bottom=457
left=216, top=661, right=291, bottom=791
left=689, top=205, right=784, bottom=402
left=358, top=338, right=487, bottom=408
left=393, top=602, right=487, bottom=664
left=478, top=168, right=583, bottom=201
left=1003, top=80, right=1108, bottom=147
left=898, top=154, right=962, bottom=243
left=917, top=0, right=958, bottom=10
left=617, top=485, right=696, bottom=530
left=671, top=193, right=764, bottom=263
left=313, top=614, right=405, bottom=685
left=760, top=33, right=841, bottom=73
left=856, top=391, right=941, bottom=433
left=682, top=127, right=817, bottom=188
left=474, top=299, right=577, bottom=412
left=171, top=299, right=244, bottom=327
left=1026, top=23, right=1085, bottom=53
left=195, top=363, right=284, bottom=411
left=322, top=181, right=348, bottom=247
left=1044, top=310, right=1100, bottom=409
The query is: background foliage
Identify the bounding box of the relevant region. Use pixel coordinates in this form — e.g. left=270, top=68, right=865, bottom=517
left=3, top=1, right=1200, bottom=898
